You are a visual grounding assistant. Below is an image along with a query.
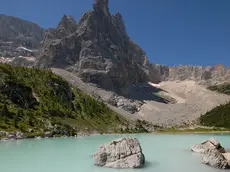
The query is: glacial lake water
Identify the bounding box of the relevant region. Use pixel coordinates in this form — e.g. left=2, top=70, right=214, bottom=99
left=0, top=133, right=230, bottom=172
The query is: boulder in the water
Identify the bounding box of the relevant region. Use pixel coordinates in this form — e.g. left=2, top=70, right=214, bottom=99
left=191, top=138, right=225, bottom=153
left=93, top=137, right=145, bottom=168
left=202, top=149, right=230, bottom=169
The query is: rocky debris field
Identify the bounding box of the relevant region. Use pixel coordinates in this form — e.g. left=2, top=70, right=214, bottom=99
left=135, top=80, right=230, bottom=127
left=52, top=67, right=230, bottom=128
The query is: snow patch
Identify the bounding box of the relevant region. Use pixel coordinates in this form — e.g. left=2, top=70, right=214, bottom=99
left=148, top=82, right=161, bottom=88
left=17, top=46, right=33, bottom=52
left=18, top=56, right=36, bottom=61
left=0, top=57, right=15, bottom=63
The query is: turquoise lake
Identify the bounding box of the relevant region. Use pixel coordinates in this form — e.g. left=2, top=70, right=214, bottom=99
left=0, top=133, right=229, bottom=172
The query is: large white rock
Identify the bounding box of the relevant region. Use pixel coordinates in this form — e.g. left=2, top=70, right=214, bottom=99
left=93, top=137, right=145, bottom=168
left=202, top=149, right=230, bottom=169
left=191, top=138, right=225, bottom=153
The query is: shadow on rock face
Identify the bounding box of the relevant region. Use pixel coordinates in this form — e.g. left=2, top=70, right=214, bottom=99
left=127, top=83, right=172, bottom=104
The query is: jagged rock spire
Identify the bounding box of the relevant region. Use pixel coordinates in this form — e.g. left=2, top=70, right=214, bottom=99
left=112, top=12, right=127, bottom=37
left=93, top=0, right=109, bottom=15
left=58, top=14, right=68, bottom=27
left=37, top=0, right=156, bottom=95
left=57, top=14, right=77, bottom=33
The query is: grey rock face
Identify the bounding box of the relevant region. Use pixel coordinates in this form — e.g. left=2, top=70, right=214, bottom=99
left=36, top=0, right=158, bottom=94
left=0, top=14, right=44, bottom=58
left=202, top=149, right=230, bottom=169
left=42, top=15, right=77, bottom=45
left=191, top=138, right=226, bottom=153
left=44, top=131, right=53, bottom=138
left=9, top=56, right=36, bottom=67
left=93, top=137, right=145, bottom=168
left=15, top=132, right=25, bottom=139
left=3, top=131, right=26, bottom=140
left=115, top=96, right=142, bottom=114
left=151, top=64, right=230, bottom=85
left=93, top=0, right=109, bottom=16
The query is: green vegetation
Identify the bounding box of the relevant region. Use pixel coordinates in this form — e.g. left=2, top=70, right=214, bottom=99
left=0, top=64, right=148, bottom=137
left=200, top=103, right=230, bottom=128
left=200, top=83, right=230, bottom=128
left=155, top=127, right=230, bottom=133
left=208, top=83, right=230, bottom=95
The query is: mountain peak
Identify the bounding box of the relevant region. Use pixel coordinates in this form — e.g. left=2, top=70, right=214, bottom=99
left=93, top=0, right=109, bottom=15
left=56, top=14, right=77, bottom=36
left=36, top=0, right=157, bottom=93
left=58, top=14, right=77, bottom=30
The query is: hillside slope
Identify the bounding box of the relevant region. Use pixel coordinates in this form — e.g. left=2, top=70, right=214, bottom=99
left=0, top=64, right=151, bottom=138
left=51, top=67, right=230, bottom=128
left=135, top=81, right=230, bottom=127
left=200, top=83, right=230, bottom=128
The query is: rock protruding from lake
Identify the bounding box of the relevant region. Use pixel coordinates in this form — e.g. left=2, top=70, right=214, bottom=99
left=202, top=149, right=230, bottom=169
left=191, top=138, right=230, bottom=169
left=93, top=137, right=145, bottom=168
left=191, top=138, right=226, bottom=153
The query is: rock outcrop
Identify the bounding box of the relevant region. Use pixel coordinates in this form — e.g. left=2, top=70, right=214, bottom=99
left=36, top=0, right=160, bottom=95
left=0, top=14, right=44, bottom=58
left=191, top=138, right=226, bottom=153
left=42, top=15, right=77, bottom=45
left=202, top=149, right=230, bottom=169
left=0, top=131, right=26, bottom=140
left=93, top=137, right=145, bottom=168
left=191, top=138, right=230, bottom=169
left=151, top=64, right=230, bottom=86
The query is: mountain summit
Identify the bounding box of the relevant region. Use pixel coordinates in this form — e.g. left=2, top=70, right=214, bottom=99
left=93, top=0, right=109, bottom=15
left=36, top=0, right=159, bottom=94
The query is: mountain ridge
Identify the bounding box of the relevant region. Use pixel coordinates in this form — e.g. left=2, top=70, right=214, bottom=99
left=0, top=14, right=44, bottom=55
left=151, top=64, right=230, bottom=86
left=1, top=9, right=229, bottom=87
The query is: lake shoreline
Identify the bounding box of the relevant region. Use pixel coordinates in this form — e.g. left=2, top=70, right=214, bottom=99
left=154, top=128, right=230, bottom=134
left=1, top=128, right=230, bottom=141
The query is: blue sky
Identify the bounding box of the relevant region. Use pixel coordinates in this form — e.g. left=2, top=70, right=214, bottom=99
left=1, top=0, right=230, bottom=66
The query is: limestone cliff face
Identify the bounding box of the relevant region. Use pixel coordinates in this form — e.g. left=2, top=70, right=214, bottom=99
left=36, top=0, right=159, bottom=94
left=151, top=64, right=230, bottom=85
left=34, top=0, right=229, bottom=92
left=0, top=14, right=44, bottom=58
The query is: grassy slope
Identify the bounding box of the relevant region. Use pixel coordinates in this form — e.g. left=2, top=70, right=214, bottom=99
left=155, top=127, right=230, bottom=133
left=199, top=83, right=230, bottom=128
left=0, top=64, right=149, bottom=137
